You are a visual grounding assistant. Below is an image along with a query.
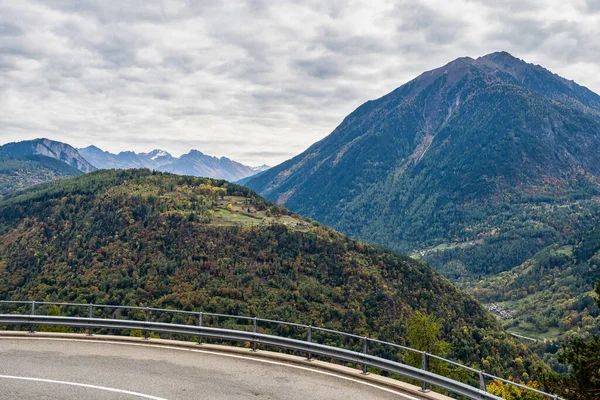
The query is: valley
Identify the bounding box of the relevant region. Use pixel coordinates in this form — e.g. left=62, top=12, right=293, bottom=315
left=2, top=51, right=600, bottom=398
left=4, top=1, right=600, bottom=397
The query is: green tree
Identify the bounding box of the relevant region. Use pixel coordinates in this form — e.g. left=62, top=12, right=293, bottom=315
left=406, top=311, right=450, bottom=377
left=541, top=336, right=600, bottom=400
left=38, top=306, right=71, bottom=333
left=539, top=281, right=600, bottom=399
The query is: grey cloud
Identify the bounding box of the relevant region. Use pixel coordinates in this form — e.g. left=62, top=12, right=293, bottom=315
left=584, top=0, right=600, bottom=13
left=0, top=22, right=22, bottom=36
left=241, top=150, right=296, bottom=158
left=484, top=10, right=600, bottom=64
left=292, top=56, right=342, bottom=79
left=486, top=16, right=551, bottom=51
left=316, top=27, right=388, bottom=56
left=394, top=2, right=465, bottom=45
left=47, top=0, right=193, bottom=23
left=468, top=0, right=548, bottom=12
left=0, top=0, right=599, bottom=166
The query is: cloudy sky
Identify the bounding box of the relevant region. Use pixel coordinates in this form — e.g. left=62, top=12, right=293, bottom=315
left=1, top=0, right=599, bottom=166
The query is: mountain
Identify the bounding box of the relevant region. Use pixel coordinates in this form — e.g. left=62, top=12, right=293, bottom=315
left=236, top=165, right=272, bottom=185
left=236, top=169, right=269, bottom=186
left=251, top=164, right=271, bottom=173
left=79, top=146, right=263, bottom=182
left=0, top=155, right=82, bottom=199
left=0, top=139, right=96, bottom=173
left=0, top=139, right=92, bottom=197
left=0, top=169, right=533, bottom=377
left=246, top=51, right=600, bottom=280
left=158, top=150, right=253, bottom=182
left=78, top=146, right=176, bottom=170
left=145, top=149, right=175, bottom=165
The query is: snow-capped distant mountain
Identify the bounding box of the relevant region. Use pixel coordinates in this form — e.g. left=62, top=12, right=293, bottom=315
left=79, top=146, right=175, bottom=170
left=158, top=150, right=258, bottom=182
left=79, top=146, right=261, bottom=181
left=148, top=149, right=170, bottom=161
left=251, top=164, right=271, bottom=173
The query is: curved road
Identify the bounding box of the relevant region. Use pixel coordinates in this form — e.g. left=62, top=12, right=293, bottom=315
left=0, top=337, right=423, bottom=399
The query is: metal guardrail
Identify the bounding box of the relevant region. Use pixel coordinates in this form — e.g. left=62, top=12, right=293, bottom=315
left=0, top=300, right=562, bottom=400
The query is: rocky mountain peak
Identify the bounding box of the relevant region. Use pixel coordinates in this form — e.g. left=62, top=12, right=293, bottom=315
left=0, top=138, right=96, bottom=173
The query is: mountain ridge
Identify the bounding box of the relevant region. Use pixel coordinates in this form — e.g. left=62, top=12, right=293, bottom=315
left=79, top=145, right=269, bottom=182
left=246, top=51, right=600, bottom=280
left=0, top=139, right=94, bottom=197
left=0, top=138, right=96, bottom=173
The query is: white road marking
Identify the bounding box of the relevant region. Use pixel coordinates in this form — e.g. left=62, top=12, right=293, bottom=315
left=0, top=336, right=421, bottom=399
left=0, top=374, right=169, bottom=400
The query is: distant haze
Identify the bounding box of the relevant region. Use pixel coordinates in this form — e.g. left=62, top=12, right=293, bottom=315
left=0, top=0, right=599, bottom=165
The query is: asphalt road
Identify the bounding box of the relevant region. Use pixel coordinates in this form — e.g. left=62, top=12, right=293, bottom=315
left=0, top=337, right=419, bottom=400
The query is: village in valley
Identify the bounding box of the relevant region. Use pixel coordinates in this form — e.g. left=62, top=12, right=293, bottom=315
left=485, top=303, right=517, bottom=319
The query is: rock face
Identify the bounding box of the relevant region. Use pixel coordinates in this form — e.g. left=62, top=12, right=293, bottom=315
left=79, top=146, right=265, bottom=182
left=0, top=139, right=96, bottom=173
left=246, top=52, right=600, bottom=277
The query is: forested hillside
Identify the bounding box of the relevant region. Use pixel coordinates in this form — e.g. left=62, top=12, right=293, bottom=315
left=246, top=52, right=600, bottom=282
left=0, top=155, right=82, bottom=199
left=462, top=221, right=600, bottom=370
left=0, top=169, right=532, bottom=378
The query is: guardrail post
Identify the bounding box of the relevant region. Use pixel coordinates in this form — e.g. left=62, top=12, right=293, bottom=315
left=306, top=326, right=312, bottom=361
left=87, top=304, right=94, bottom=336
left=252, top=317, right=258, bottom=352
left=479, top=371, right=486, bottom=392
left=361, top=337, right=369, bottom=374
left=421, top=352, right=429, bottom=392
left=144, top=307, right=150, bottom=340
left=197, top=312, right=203, bottom=345
left=29, top=301, right=36, bottom=333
